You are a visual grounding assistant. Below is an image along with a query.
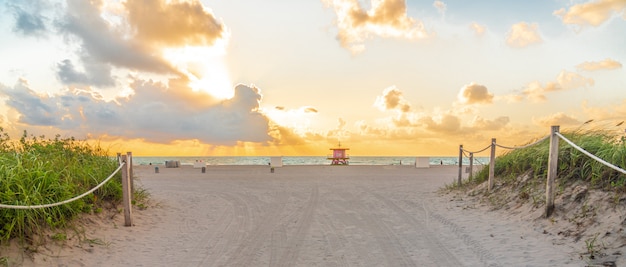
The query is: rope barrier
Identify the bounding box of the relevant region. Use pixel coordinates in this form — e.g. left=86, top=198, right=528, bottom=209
left=0, top=163, right=126, bottom=210
left=494, top=135, right=549, bottom=150
left=555, top=132, right=626, bottom=175
left=461, top=150, right=488, bottom=166
left=461, top=144, right=491, bottom=154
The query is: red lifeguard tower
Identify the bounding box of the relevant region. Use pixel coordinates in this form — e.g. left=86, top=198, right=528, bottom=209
left=328, top=142, right=350, bottom=165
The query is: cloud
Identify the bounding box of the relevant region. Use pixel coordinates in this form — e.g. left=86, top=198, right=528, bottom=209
left=56, top=59, right=116, bottom=87
left=58, top=0, right=178, bottom=78
left=5, top=0, right=49, bottom=37
left=374, top=86, right=411, bottom=112
left=533, top=112, right=581, bottom=127
left=553, top=0, right=626, bottom=27
left=52, top=0, right=229, bottom=89
left=323, top=0, right=432, bottom=53
left=124, top=0, right=225, bottom=47
left=506, top=22, right=542, bottom=48
left=419, top=114, right=461, bottom=133
left=0, top=78, right=272, bottom=145
left=457, top=82, right=493, bottom=105
left=470, top=22, right=486, bottom=37
left=470, top=116, right=510, bottom=131
left=522, top=70, right=594, bottom=102
left=576, top=58, right=623, bottom=71
left=582, top=99, right=626, bottom=121
left=0, top=79, right=62, bottom=126
left=433, top=0, right=446, bottom=16
left=303, top=107, right=319, bottom=113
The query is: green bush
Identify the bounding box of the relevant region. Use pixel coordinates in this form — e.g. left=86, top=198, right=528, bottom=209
left=0, top=129, right=122, bottom=243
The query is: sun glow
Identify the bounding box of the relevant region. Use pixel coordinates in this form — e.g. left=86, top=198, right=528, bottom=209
left=163, top=43, right=234, bottom=99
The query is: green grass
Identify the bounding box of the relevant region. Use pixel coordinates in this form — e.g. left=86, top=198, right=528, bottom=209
left=469, top=129, right=626, bottom=192
left=0, top=129, right=123, bottom=244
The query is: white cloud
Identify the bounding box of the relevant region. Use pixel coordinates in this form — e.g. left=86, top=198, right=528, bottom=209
left=506, top=22, right=542, bottom=48
left=554, top=0, right=626, bottom=27
left=433, top=0, right=446, bottom=16
left=322, top=0, right=432, bottom=53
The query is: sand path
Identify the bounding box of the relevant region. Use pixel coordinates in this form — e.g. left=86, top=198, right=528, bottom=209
left=7, top=165, right=585, bottom=266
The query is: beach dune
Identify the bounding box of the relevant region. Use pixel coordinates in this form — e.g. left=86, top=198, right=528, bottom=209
left=5, top=165, right=583, bottom=266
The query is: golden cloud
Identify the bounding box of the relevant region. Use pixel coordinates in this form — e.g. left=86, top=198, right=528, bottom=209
left=533, top=112, right=582, bottom=127
left=470, top=116, right=510, bottom=131
left=470, top=22, right=486, bottom=37
left=125, top=0, right=225, bottom=47
left=323, top=0, right=432, bottom=53
left=374, top=86, right=411, bottom=112
left=457, top=82, right=493, bottom=105
left=506, top=22, right=542, bottom=48
left=522, top=70, right=594, bottom=102
left=554, top=0, right=626, bottom=27
left=576, top=58, right=623, bottom=71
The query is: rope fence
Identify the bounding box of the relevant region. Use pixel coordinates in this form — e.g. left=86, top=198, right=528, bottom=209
left=458, top=126, right=626, bottom=218
left=0, top=152, right=135, bottom=226
left=0, top=163, right=125, bottom=210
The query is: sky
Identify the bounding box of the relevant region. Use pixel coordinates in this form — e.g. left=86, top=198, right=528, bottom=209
left=0, top=0, right=625, bottom=157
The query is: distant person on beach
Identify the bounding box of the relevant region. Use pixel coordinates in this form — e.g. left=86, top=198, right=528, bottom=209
left=440, top=160, right=443, bottom=165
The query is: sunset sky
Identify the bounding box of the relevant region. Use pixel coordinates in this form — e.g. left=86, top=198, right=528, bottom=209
left=0, top=0, right=625, bottom=156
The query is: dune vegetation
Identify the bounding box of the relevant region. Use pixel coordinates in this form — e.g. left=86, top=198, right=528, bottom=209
left=0, top=129, right=123, bottom=245
left=469, top=129, right=626, bottom=193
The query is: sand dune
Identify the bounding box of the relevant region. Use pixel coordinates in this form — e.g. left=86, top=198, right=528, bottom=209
left=3, top=165, right=589, bottom=266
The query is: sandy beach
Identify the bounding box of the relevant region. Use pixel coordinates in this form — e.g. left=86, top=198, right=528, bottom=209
left=3, top=165, right=592, bottom=266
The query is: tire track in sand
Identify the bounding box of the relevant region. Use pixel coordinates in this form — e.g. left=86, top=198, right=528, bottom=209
left=329, top=190, right=416, bottom=266
left=195, top=192, right=251, bottom=266
left=368, top=191, right=464, bottom=266
left=217, top=190, right=289, bottom=266
left=270, top=184, right=319, bottom=267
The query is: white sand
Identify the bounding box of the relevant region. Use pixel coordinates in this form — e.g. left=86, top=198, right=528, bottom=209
left=3, top=165, right=589, bottom=266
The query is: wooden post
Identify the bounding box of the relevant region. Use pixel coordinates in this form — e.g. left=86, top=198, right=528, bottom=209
left=117, top=152, right=121, bottom=165
left=458, top=145, right=463, bottom=187
left=469, top=152, right=474, bottom=183
left=127, top=152, right=134, bottom=194
left=121, top=155, right=133, bottom=226
left=545, top=126, right=560, bottom=218
left=489, top=138, right=496, bottom=192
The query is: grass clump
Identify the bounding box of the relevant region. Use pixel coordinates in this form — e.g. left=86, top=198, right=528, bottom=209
left=0, top=129, right=123, bottom=244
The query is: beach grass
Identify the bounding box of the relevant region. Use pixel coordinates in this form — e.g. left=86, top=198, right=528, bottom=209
left=470, top=129, right=626, bottom=192
left=0, top=129, right=123, bottom=244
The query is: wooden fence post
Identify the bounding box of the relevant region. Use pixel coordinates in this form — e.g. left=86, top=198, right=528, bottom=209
left=545, top=125, right=560, bottom=218
left=468, top=152, right=474, bottom=183
left=488, top=138, right=496, bottom=192
left=121, top=155, right=133, bottom=226
left=127, top=151, right=134, bottom=194
left=458, top=145, right=463, bottom=186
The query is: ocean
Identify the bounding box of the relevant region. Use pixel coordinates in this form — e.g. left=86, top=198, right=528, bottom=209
left=131, top=156, right=490, bottom=166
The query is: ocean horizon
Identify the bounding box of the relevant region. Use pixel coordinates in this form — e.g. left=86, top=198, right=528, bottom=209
left=131, top=156, right=490, bottom=166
